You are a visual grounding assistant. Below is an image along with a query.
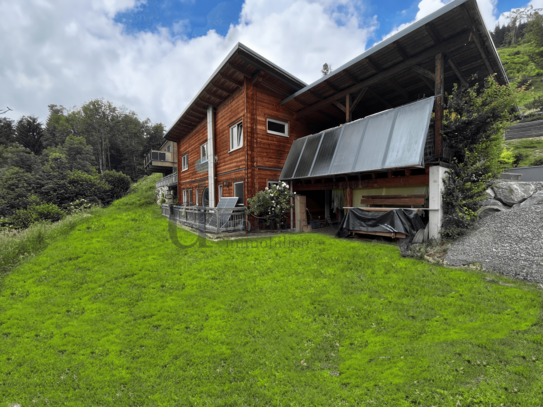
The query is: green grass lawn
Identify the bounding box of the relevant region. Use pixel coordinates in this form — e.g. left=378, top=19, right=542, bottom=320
left=1, top=176, right=543, bottom=406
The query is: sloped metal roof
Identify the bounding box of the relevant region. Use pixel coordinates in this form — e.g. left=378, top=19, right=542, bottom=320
left=279, top=97, right=435, bottom=180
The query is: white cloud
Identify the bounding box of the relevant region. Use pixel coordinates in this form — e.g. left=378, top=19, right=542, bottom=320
left=0, top=0, right=376, bottom=129
left=381, top=0, right=498, bottom=41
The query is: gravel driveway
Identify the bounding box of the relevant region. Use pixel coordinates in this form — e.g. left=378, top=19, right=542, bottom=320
left=445, top=205, right=543, bottom=284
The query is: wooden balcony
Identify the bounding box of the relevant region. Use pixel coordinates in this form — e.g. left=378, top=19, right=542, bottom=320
left=144, top=150, right=175, bottom=173
left=156, top=172, right=178, bottom=188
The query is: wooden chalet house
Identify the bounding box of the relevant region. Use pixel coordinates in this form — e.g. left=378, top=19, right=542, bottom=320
left=154, top=0, right=508, bottom=237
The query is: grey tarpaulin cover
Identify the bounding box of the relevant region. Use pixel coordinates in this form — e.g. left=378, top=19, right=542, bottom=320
left=335, top=208, right=425, bottom=238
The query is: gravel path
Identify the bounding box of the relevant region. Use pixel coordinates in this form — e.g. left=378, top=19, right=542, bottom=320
left=445, top=205, right=543, bottom=284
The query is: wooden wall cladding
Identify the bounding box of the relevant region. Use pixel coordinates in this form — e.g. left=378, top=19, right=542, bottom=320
left=250, top=85, right=311, bottom=198
left=177, top=84, right=247, bottom=201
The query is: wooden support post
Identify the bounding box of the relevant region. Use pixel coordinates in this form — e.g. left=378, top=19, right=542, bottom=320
left=345, top=187, right=353, bottom=209
left=346, top=93, right=351, bottom=122
left=434, top=53, right=445, bottom=158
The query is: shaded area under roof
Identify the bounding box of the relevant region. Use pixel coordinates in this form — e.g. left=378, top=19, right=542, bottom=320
left=281, top=0, right=507, bottom=125
left=279, top=97, right=435, bottom=181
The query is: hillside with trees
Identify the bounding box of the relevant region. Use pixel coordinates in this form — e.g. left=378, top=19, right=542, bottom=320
left=0, top=100, right=166, bottom=230
left=490, top=6, right=543, bottom=167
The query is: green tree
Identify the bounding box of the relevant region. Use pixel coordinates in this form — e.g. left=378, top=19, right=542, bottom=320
left=0, top=117, right=16, bottom=146
left=0, top=144, right=38, bottom=173
left=0, top=167, right=34, bottom=217
left=15, top=116, right=45, bottom=155
left=441, top=75, right=528, bottom=239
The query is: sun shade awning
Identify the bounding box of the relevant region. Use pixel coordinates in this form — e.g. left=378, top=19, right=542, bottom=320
left=279, top=97, right=435, bottom=181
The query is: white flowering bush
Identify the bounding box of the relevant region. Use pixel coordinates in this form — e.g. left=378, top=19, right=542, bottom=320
left=247, top=182, right=294, bottom=229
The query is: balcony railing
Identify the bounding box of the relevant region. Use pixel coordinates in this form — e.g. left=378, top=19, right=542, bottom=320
left=156, top=173, right=178, bottom=188
left=162, top=204, right=247, bottom=234
left=144, top=150, right=174, bottom=168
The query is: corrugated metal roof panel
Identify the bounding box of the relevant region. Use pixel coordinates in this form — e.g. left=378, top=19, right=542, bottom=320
left=279, top=97, right=435, bottom=181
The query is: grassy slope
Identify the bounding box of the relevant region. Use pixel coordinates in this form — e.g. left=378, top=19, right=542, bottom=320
left=1, top=176, right=543, bottom=406
left=503, top=137, right=543, bottom=166
left=497, top=43, right=543, bottom=166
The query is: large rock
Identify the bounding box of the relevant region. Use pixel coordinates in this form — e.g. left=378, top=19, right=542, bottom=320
left=479, top=199, right=508, bottom=209
left=485, top=188, right=495, bottom=199
left=493, top=182, right=536, bottom=206
left=519, top=190, right=543, bottom=208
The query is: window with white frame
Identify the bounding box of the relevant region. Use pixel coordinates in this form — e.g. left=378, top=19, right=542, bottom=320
left=267, top=180, right=279, bottom=189
left=230, top=121, right=243, bottom=151
left=182, top=154, right=188, bottom=171
left=267, top=118, right=288, bottom=137
left=201, top=143, right=208, bottom=162
left=182, top=190, right=188, bottom=205
left=189, top=189, right=193, bottom=205
left=218, top=184, right=223, bottom=199
left=234, top=182, right=244, bottom=206
left=195, top=188, right=199, bottom=206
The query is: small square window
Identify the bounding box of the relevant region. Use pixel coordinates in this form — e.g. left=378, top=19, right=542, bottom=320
left=201, top=143, right=208, bottom=162
left=230, top=121, right=243, bottom=151
left=267, top=180, right=279, bottom=189
left=182, top=154, right=188, bottom=171
left=267, top=119, right=288, bottom=137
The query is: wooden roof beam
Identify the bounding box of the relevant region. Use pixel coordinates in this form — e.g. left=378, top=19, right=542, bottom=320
left=388, top=78, right=410, bottom=100
left=414, top=72, right=435, bottom=92
left=412, top=65, right=435, bottom=80
left=228, top=62, right=252, bottom=78
left=199, top=96, right=218, bottom=107
left=218, top=72, right=243, bottom=88
left=294, top=31, right=469, bottom=117
left=460, top=6, right=495, bottom=76
left=341, top=70, right=359, bottom=85
left=350, top=87, right=368, bottom=112
left=393, top=42, right=410, bottom=61
left=204, top=88, right=228, bottom=102
left=211, top=81, right=234, bottom=95
left=447, top=55, right=468, bottom=86
left=367, top=88, right=392, bottom=109
left=425, top=23, right=441, bottom=45
left=251, top=70, right=265, bottom=86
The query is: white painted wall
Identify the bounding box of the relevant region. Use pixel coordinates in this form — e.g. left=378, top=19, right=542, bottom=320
left=429, top=165, right=448, bottom=240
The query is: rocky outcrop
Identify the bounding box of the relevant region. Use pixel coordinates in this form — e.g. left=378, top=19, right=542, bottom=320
left=493, top=182, right=536, bottom=206
left=477, top=181, right=543, bottom=218
left=519, top=190, right=543, bottom=208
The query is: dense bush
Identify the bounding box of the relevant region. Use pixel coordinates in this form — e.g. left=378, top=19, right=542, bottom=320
left=9, top=203, right=66, bottom=229
left=66, top=170, right=111, bottom=206
left=0, top=167, right=34, bottom=217
left=247, top=182, right=294, bottom=229
left=100, top=170, right=131, bottom=203
left=441, top=75, right=527, bottom=239
left=532, top=156, right=543, bottom=165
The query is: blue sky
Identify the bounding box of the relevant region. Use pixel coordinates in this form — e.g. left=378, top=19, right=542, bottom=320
left=115, top=0, right=525, bottom=47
